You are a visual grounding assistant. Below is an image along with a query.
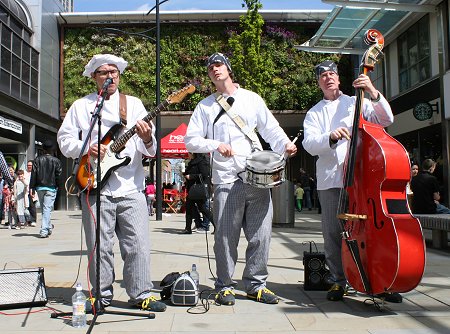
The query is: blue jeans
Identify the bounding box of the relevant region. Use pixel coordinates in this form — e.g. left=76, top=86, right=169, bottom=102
left=436, top=203, right=450, bottom=214
left=37, top=189, right=57, bottom=236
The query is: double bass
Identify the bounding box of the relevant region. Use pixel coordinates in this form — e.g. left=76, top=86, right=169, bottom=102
left=337, top=29, right=426, bottom=295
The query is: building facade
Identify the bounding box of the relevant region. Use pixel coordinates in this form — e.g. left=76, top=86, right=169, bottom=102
left=0, top=0, right=68, bottom=209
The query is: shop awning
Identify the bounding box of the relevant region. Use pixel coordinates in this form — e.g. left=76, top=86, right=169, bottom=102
left=295, top=0, right=437, bottom=55
left=160, top=122, right=189, bottom=159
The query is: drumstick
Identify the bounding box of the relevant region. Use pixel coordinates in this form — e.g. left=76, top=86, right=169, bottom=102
left=284, top=130, right=301, bottom=159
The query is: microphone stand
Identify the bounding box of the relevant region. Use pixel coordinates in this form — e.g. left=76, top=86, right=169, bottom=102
left=51, top=88, right=155, bottom=331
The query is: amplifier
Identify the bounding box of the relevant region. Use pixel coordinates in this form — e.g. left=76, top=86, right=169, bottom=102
left=0, top=267, right=48, bottom=310
left=302, top=241, right=332, bottom=291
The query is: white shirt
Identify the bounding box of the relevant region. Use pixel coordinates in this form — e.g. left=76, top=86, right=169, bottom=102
left=302, top=92, right=394, bottom=190
left=57, top=90, right=156, bottom=197
left=184, top=87, right=291, bottom=185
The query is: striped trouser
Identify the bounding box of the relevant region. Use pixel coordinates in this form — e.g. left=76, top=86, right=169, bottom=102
left=318, top=188, right=347, bottom=287
left=213, top=180, right=273, bottom=294
left=81, top=191, right=153, bottom=304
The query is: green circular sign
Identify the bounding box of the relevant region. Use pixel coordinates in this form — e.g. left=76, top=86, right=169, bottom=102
left=413, top=102, right=433, bottom=121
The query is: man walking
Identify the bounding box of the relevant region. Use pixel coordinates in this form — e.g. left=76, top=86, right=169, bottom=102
left=30, top=140, right=62, bottom=238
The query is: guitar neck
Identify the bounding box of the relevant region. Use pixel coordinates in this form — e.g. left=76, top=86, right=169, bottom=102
left=110, top=99, right=169, bottom=153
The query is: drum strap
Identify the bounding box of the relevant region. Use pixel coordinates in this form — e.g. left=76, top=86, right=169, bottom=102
left=215, top=93, right=263, bottom=152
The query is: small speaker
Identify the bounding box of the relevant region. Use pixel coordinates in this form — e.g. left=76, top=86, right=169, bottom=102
left=0, top=267, right=48, bottom=310
left=302, top=241, right=332, bottom=291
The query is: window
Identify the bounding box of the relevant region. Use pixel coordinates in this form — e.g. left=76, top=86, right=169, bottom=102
left=397, top=15, right=430, bottom=92
left=0, top=1, right=39, bottom=107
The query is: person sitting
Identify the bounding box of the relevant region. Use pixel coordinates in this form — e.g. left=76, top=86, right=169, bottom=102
left=411, top=159, right=450, bottom=214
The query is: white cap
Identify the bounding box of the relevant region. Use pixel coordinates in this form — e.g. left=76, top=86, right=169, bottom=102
left=82, top=54, right=128, bottom=77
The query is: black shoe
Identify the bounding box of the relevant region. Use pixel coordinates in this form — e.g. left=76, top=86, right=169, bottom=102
left=179, top=229, right=192, bottom=234
left=215, top=289, right=235, bottom=305
left=327, top=283, right=345, bottom=301
left=137, top=296, right=167, bottom=312
left=247, top=288, right=280, bottom=304
left=376, top=292, right=402, bottom=303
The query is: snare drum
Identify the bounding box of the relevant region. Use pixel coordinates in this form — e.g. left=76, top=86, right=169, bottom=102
left=245, top=151, right=286, bottom=188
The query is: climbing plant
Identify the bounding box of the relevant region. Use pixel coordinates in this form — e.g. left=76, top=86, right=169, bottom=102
left=62, top=14, right=345, bottom=114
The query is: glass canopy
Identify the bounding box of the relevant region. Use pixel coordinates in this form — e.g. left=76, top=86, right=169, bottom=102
left=297, top=0, right=436, bottom=54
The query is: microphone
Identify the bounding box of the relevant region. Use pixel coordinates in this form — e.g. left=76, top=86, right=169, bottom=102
left=100, top=78, right=113, bottom=95
left=102, top=78, right=112, bottom=92
left=213, top=97, right=234, bottom=125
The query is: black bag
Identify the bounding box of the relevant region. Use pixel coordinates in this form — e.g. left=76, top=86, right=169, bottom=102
left=188, top=175, right=209, bottom=200
left=160, top=271, right=181, bottom=300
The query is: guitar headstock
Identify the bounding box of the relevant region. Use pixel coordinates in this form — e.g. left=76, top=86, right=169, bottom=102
left=361, top=29, right=384, bottom=72
left=167, top=84, right=196, bottom=104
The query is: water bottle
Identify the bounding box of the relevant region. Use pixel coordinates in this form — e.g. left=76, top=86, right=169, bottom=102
left=72, top=283, right=87, bottom=328
left=190, top=264, right=199, bottom=288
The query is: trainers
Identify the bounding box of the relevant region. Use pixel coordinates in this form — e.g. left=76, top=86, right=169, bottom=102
left=215, top=289, right=235, bottom=305
left=29, top=222, right=36, bottom=227
left=376, top=292, right=403, bottom=303
left=195, top=228, right=209, bottom=233
left=327, top=283, right=345, bottom=301
left=39, top=233, right=48, bottom=238
left=48, top=224, right=55, bottom=236
left=137, top=296, right=167, bottom=312
left=247, top=288, right=280, bottom=304
left=179, top=229, right=192, bottom=234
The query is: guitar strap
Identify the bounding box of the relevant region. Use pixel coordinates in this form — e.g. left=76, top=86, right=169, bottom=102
left=215, top=93, right=262, bottom=152
left=119, top=93, right=127, bottom=126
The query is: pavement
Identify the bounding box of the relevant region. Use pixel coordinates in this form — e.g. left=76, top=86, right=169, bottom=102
left=1, top=209, right=450, bottom=333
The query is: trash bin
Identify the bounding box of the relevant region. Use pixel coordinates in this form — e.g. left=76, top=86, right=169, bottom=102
left=272, top=180, right=295, bottom=227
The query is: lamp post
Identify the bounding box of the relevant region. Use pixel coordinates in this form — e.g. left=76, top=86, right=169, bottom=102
left=103, top=0, right=168, bottom=221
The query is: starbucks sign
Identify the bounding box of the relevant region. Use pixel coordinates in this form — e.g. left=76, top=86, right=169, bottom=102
left=413, top=102, right=434, bottom=121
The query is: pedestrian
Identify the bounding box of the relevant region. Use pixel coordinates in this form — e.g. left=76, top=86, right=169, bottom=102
left=30, top=139, right=62, bottom=238
left=411, top=159, right=450, bottom=214
left=57, top=53, right=166, bottom=312
left=294, top=182, right=304, bottom=212
left=302, top=60, right=402, bottom=303
left=145, top=180, right=156, bottom=216
left=180, top=152, right=213, bottom=234
left=24, top=160, right=37, bottom=226
left=184, top=52, right=297, bottom=305
left=13, top=169, right=30, bottom=228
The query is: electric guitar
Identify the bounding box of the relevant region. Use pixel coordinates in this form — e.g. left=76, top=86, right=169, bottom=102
left=76, top=84, right=195, bottom=192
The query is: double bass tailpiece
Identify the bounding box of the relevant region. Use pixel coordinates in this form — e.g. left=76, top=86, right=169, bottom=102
left=337, top=213, right=367, bottom=221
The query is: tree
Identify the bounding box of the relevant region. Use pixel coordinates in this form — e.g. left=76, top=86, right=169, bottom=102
left=228, top=0, right=271, bottom=96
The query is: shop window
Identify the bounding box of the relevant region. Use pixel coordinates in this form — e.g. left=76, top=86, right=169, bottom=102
left=397, top=15, right=430, bottom=92
left=1, top=45, right=10, bottom=70
left=1, top=24, right=11, bottom=48
left=0, top=1, right=39, bottom=108
left=0, top=68, right=9, bottom=91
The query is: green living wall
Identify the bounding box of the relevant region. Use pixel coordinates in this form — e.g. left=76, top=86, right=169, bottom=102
left=63, top=22, right=343, bottom=114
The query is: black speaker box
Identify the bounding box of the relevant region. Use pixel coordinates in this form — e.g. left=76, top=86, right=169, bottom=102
left=0, top=267, right=48, bottom=310
left=303, top=251, right=332, bottom=291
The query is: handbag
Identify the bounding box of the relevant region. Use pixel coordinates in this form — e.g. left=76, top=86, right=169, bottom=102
left=187, top=175, right=209, bottom=200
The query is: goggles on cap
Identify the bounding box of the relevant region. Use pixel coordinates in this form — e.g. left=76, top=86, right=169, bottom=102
left=206, top=52, right=232, bottom=73
left=314, top=60, right=338, bottom=79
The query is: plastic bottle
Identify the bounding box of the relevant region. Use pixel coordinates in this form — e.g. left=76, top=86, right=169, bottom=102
left=72, top=283, right=87, bottom=328
left=190, top=264, right=199, bottom=288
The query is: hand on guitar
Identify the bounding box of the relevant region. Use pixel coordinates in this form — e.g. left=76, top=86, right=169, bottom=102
left=89, top=143, right=107, bottom=161
left=135, top=119, right=153, bottom=145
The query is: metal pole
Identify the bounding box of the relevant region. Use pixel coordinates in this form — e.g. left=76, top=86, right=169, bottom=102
left=155, top=0, right=162, bottom=221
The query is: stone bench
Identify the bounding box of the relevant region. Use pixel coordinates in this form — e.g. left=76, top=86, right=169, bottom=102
left=415, top=214, right=450, bottom=249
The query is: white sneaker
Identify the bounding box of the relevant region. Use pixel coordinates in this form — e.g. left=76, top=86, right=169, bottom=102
left=29, top=222, right=36, bottom=227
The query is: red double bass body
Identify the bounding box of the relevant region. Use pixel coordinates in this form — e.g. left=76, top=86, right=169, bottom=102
left=340, top=30, right=426, bottom=295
